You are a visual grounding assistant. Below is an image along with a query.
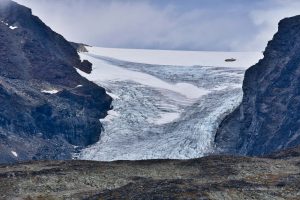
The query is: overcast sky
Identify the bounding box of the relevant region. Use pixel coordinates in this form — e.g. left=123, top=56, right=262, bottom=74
left=14, top=0, right=300, bottom=51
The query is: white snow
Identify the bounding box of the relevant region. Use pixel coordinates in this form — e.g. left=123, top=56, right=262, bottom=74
left=11, top=151, right=18, bottom=157
left=77, top=54, right=208, bottom=99
left=9, top=25, right=18, bottom=30
left=75, top=85, right=83, bottom=88
left=41, top=89, right=59, bottom=94
left=86, top=46, right=263, bottom=68
left=100, top=110, right=120, bottom=123
left=149, top=112, right=181, bottom=125
left=1, top=20, right=18, bottom=30
left=1, top=21, right=8, bottom=26
left=106, top=91, right=120, bottom=100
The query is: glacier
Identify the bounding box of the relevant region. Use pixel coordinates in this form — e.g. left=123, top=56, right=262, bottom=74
left=76, top=47, right=263, bottom=161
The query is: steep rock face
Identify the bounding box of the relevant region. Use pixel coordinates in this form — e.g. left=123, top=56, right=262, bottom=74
left=0, top=1, right=111, bottom=163
left=215, top=15, right=300, bottom=156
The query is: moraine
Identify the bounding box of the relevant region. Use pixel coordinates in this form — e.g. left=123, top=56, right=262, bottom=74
left=76, top=47, right=263, bottom=161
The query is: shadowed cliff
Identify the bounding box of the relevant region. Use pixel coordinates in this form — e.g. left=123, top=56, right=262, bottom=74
left=216, top=15, right=300, bottom=156
left=0, top=0, right=112, bottom=163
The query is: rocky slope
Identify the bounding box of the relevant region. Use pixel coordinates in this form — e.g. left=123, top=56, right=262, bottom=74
left=0, top=0, right=111, bottom=163
left=215, top=15, right=300, bottom=156
left=0, top=145, right=299, bottom=199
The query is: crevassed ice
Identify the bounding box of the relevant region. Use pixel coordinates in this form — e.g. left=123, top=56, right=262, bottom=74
left=75, top=47, right=260, bottom=161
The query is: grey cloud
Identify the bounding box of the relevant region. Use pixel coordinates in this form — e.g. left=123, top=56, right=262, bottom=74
left=14, top=0, right=300, bottom=51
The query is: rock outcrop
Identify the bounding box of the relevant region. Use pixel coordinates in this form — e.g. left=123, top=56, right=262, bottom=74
left=0, top=0, right=112, bottom=163
left=70, top=42, right=89, bottom=53
left=215, top=15, right=300, bottom=156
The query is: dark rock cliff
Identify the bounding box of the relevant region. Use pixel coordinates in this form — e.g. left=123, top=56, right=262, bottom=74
left=215, top=15, right=300, bottom=156
left=0, top=0, right=112, bottom=163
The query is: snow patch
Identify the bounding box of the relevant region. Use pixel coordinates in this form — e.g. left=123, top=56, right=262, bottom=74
left=1, top=21, right=8, bottom=26
left=41, top=89, right=59, bottom=94
left=11, top=151, right=18, bottom=157
left=1, top=20, right=18, bottom=30
left=9, top=25, right=17, bottom=30
left=75, top=85, right=83, bottom=88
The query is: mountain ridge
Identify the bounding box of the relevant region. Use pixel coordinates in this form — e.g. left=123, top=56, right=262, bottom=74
left=0, top=0, right=112, bottom=163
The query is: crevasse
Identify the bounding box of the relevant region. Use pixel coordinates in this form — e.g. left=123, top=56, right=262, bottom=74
left=75, top=47, right=261, bottom=161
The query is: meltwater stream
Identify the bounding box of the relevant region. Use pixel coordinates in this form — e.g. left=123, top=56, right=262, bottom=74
left=76, top=49, right=253, bottom=161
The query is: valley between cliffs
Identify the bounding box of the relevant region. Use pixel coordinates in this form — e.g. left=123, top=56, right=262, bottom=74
left=1, top=1, right=300, bottom=200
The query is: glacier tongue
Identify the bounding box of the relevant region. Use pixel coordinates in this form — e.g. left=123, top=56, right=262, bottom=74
left=76, top=49, right=248, bottom=161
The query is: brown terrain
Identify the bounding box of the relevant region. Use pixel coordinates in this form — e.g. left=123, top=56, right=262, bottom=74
left=0, top=146, right=299, bottom=199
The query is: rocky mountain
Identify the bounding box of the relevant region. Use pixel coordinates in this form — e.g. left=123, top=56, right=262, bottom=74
left=0, top=0, right=111, bottom=163
left=1, top=145, right=300, bottom=199
left=215, top=15, right=300, bottom=156
left=0, top=1, right=299, bottom=199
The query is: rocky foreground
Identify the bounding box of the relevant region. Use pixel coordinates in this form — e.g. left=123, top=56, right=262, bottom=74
left=0, top=146, right=300, bottom=199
